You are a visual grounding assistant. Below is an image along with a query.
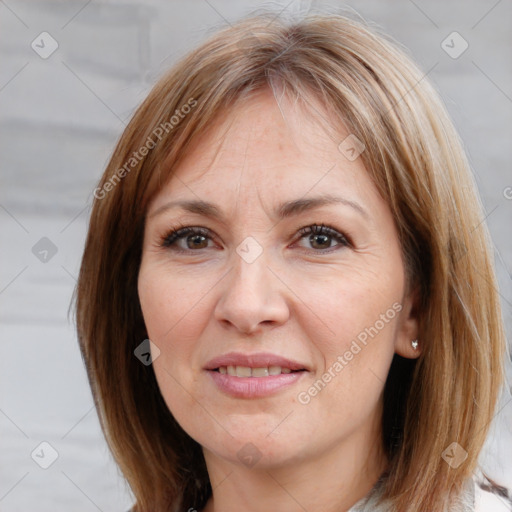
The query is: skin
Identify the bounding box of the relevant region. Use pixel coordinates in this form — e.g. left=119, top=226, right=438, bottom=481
left=138, top=88, right=420, bottom=512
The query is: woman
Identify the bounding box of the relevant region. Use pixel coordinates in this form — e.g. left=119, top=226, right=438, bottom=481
left=75, top=11, right=511, bottom=512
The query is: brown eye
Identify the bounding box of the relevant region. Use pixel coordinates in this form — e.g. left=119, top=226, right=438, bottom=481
left=296, top=224, right=350, bottom=252
left=185, top=233, right=209, bottom=249
left=310, top=233, right=331, bottom=250
left=162, top=226, right=214, bottom=251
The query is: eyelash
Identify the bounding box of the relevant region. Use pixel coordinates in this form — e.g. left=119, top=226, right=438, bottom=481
left=159, top=223, right=351, bottom=254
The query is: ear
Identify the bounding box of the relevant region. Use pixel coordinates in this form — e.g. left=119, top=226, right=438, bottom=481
left=394, top=285, right=421, bottom=359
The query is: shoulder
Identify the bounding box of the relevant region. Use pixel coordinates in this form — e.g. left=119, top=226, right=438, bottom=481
left=473, top=474, right=512, bottom=512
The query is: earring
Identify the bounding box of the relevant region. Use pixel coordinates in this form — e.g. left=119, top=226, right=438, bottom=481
left=411, top=339, right=419, bottom=350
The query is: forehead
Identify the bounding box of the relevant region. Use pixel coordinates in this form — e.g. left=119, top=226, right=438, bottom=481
left=150, top=88, right=382, bottom=215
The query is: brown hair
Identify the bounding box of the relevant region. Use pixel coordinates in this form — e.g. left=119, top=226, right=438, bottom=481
left=74, top=11, right=508, bottom=511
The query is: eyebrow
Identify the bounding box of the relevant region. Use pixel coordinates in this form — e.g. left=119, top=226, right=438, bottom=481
left=148, top=194, right=369, bottom=222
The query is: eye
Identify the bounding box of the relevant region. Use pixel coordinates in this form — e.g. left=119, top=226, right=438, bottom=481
left=160, top=225, right=216, bottom=252
left=159, top=222, right=351, bottom=254
left=294, top=223, right=350, bottom=252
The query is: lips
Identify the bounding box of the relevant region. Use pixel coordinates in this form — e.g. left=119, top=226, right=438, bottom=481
left=204, top=352, right=309, bottom=373
left=204, top=352, right=309, bottom=398
left=217, top=365, right=294, bottom=377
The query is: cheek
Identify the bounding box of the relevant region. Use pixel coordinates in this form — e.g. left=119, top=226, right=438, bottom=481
left=138, top=266, right=209, bottom=420
left=293, top=268, right=399, bottom=409
left=137, top=270, right=195, bottom=403
left=295, top=266, right=402, bottom=353
left=138, top=263, right=209, bottom=345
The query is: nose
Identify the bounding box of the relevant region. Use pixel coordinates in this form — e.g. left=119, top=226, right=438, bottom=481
left=214, top=248, right=290, bottom=335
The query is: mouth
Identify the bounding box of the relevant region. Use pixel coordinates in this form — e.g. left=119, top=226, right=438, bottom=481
left=204, top=352, right=311, bottom=399
left=204, top=351, right=310, bottom=373
left=204, top=353, right=309, bottom=398
left=207, top=368, right=307, bottom=398
left=212, top=365, right=304, bottom=377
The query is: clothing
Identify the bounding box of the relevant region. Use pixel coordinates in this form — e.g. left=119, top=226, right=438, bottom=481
left=127, top=472, right=512, bottom=511
left=348, top=471, right=511, bottom=512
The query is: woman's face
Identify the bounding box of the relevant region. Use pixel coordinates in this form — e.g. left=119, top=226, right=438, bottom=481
left=138, top=89, right=419, bottom=471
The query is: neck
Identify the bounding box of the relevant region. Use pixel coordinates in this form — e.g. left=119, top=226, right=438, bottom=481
left=200, top=411, right=388, bottom=512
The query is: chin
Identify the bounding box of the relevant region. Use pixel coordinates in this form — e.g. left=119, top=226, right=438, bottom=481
left=219, top=440, right=305, bottom=470
left=200, top=422, right=306, bottom=467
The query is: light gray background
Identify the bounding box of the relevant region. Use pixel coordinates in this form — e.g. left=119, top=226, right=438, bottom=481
left=1, top=0, right=511, bottom=510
